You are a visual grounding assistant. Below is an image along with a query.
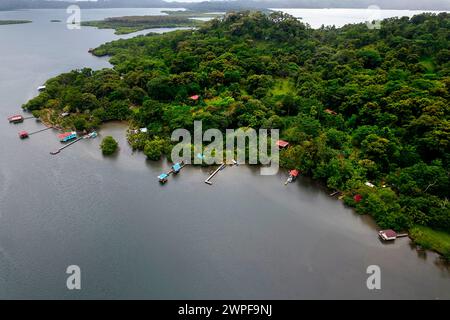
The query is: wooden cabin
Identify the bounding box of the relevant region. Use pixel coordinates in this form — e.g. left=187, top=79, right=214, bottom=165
left=276, top=140, right=289, bottom=149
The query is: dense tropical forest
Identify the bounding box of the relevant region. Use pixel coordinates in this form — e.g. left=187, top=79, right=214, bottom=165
left=23, top=12, right=450, bottom=257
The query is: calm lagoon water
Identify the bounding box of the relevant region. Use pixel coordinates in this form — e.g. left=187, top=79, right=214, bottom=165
left=0, top=9, right=449, bottom=299
left=274, top=8, right=449, bottom=28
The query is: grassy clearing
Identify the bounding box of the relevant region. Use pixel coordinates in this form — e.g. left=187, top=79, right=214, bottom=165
left=410, top=226, right=450, bottom=259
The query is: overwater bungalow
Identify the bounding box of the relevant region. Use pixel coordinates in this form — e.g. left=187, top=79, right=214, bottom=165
left=378, top=229, right=408, bottom=241
left=18, top=131, right=29, bottom=139
left=288, top=169, right=300, bottom=182
left=8, top=115, right=24, bottom=123
left=378, top=230, right=398, bottom=241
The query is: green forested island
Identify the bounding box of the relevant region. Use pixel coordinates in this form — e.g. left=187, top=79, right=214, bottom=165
left=82, top=14, right=207, bottom=35
left=0, top=20, right=31, bottom=25
left=23, top=12, right=450, bottom=258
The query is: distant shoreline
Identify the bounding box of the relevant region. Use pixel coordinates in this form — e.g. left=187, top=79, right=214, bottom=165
left=0, top=20, right=32, bottom=25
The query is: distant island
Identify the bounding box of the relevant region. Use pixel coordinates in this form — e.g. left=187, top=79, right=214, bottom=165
left=0, top=20, right=32, bottom=25
left=82, top=12, right=220, bottom=34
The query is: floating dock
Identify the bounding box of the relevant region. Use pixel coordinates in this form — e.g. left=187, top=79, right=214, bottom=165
left=204, top=163, right=226, bottom=185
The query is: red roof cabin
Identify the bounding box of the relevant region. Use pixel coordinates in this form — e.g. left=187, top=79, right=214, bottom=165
left=289, top=170, right=300, bottom=177
left=276, top=140, right=289, bottom=149
left=8, top=115, right=24, bottom=123
left=378, top=229, right=397, bottom=241
left=354, top=194, right=363, bottom=203
left=18, top=131, right=29, bottom=139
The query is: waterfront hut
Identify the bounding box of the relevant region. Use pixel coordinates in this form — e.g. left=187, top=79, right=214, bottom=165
left=286, top=169, right=300, bottom=184
left=365, top=181, right=375, bottom=188
left=378, top=229, right=397, bottom=241
left=18, top=131, right=29, bottom=139
left=353, top=194, right=363, bottom=203
left=289, top=170, right=300, bottom=181
left=8, top=115, right=24, bottom=123
left=158, top=173, right=168, bottom=184
left=37, top=85, right=46, bottom=92
left=276, top=140, right=289, bottom=149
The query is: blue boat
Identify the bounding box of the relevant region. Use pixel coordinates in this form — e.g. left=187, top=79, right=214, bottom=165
left=158, top=173, right=168, bottom=184
left=58, top=131, right=77, bottom=143
left=172, top=162, right=182, bottom=174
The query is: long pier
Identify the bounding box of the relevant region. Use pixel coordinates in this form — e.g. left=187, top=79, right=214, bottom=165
left=50, top=137, right=83, bottom=155
left=28, top=126, right=53, bottom=136
left=204, top=163, right=226, bottom=185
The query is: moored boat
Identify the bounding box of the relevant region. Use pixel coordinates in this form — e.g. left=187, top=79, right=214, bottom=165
left=58, top=131, right=77, bottom=142
left=158, top=173, right=168, bottom=184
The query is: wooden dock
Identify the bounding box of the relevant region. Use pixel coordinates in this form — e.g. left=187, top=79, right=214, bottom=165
left=50, top=137, right=83, bottom=155
left=205, top=163, right=226, bottom=185
left=28, top=126, right=53, bottom=136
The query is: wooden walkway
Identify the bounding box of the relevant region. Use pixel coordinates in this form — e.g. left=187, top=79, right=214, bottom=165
left=205, top=163, right=226, bottom=185
left=50, top=137, right=83, bottom=155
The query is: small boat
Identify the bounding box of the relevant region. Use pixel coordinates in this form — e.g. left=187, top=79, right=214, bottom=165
left=18, top=131, right=29, bottom=139
left=58, top=131, right=77, bottom=143
left=158, top=173, right=168, bottom=184
left=172, top=162, right=183, bottom=174
left=37, top=85, right=46, bottom=92
left=87, top=131, right=97, bottom=139
left=8, top=115, right=24, bottom=123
